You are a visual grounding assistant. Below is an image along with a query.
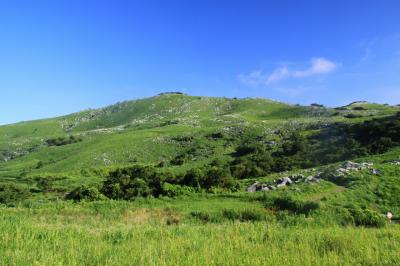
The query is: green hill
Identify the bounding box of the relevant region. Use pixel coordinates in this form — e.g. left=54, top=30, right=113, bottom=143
left=1, top=93, right=398, bottom=179
left=1, top=93, right=400, bottom=265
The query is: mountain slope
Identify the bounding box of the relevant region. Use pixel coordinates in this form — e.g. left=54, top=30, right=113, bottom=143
left=0, top=93, right=399, bottom=180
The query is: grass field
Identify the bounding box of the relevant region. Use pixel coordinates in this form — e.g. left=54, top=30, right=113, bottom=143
left=1, top=200, right=399, bottom=265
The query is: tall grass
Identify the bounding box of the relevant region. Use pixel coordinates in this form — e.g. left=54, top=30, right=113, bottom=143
left=0, top=202, right=398, bottom=265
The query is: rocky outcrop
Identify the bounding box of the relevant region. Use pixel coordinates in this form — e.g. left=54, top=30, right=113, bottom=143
left=246, top=161, right=379, bottom=193
left=336, top=161, right=373, bottom=176
left=246, top=174, right=320, bottom=192
left=390, top=159, right=400, bottom=165
left=246, top=182, right=259, bottom=192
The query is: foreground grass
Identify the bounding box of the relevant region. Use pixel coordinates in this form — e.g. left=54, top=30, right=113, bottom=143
left=0, top=201, right=399, bottom=266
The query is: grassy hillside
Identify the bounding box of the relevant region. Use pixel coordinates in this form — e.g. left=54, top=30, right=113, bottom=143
left=1, top=93, right=400, bottom=265
left=1, top=93, right=398, bottom=178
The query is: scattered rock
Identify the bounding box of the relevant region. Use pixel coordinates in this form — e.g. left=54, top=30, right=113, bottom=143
left=246, top=182, right=258, bottom=193
left=372, top=169, right=381, bottom=175
left=246, top=174, right=318, bottom=192
left=245, top=161, right=378, bottom=193
left=277, top=177, right=293, bottom=187
left=306, top=176, right=320, bottom=183
left=390, top=160, right=400, bottom=165
left=336, top=161, right=373, bottom=176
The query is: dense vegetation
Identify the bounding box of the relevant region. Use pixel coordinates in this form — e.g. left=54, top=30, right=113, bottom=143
left=46, top=135, right=82, bottom=146
left=229, top=112, right=400, bottom=178
left=0, top=183, right=30, bottom=204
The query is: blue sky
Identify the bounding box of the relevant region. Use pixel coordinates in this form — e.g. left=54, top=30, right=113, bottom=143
left=1, top=0, right=400, bottom=125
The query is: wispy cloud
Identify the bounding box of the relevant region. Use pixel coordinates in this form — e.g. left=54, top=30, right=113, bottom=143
left=238, top=57, right=339, bottom=86
left=237, top=70, right=266, bottom=86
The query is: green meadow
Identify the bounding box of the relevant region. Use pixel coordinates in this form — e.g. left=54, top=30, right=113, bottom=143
left=1, top=197, right=399, bottom=265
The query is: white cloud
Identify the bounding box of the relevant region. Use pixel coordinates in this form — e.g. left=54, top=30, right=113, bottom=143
left=237, top=70, right=266, bottom=86
left=266, top=67, right=290, bottom=84
left=293, top=58, right=338, bottom=77
left=238, top=57, right=338, bottom=86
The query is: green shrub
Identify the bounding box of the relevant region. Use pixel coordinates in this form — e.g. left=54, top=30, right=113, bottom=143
left=348, top=208, right=386, bottom=228
left=170, top=156, right=185, bottom=166
left=161, top=183, right=195, bottom=197
left=35, top=161, right=44, bottom=169
left=181, top=168, right=203, bottom=187
left=222, top=208, right=266, bottom=222
left=34, top=176, right=58, bottom=192
left=208, top=131, right=226, bottom=140
left=101, top=165, right=165, bottom=200
left=46, top=135, right=82, bottom=146
left=311, top=103, right=324, bottom=108
left=202, top=166, right=238, bottom=190
left=345, top=113, right=363, bottom=119
left=371, top=137, right=393, bottom=153
left=65, top=185, right=106, bottom=202
left=317, top=207, right=355, bottom=226
left=240, top=209, right=266, bottom=222
left=0, top=183, right=31, bottom=204
left=272, top=197, right=320, bottom=215
left=222, top=209, right=241, bottom=220
left=190, top=211, right=211, bottom=223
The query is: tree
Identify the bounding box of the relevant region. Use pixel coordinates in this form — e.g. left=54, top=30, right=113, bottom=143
left=35, top=176, right=58, bottom=192
left=101, top=165, right=165, bottom=200
left=182, top=168, right=203, bottom=187
left=65, top=185, right=106, bottom=201
left=0, top=183, right=30, bottom=204
left=202, top=165, right=237, bottom=189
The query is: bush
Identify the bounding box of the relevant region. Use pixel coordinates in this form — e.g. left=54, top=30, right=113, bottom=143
left=0, top=183, right=31, bottom=204
left=101, top=165, right=166, bottom=200
left=311, top=103, right=325, bottom=108
left=371, top=137, right=393, bottom=153
left=222, top=208, right=266, bottom=222
left=171, top=135, right=194, bottom=143
left=240, top=209, right=266, bottom=222
left=345, top=113, right=363, bottom=119
left=161, top=183, right=195, bottom=197
left=348, top=208, right=386, bottom=228
left=34, top=176, right=57, bottom=192
left=230, top=132, right=311, bottom=178
left=181, top=168, right=203, bottom=187
left=202, top=166, right=238, bottom=190
left=65, top=185, right=106, bottom=201
left=352, top=106, right=367, bottom=110
left=272, top=197, right=320, bottom=215
left=170, top=154, right=186, bottom=165
left=190, top=211, right=211, bottom=223
left=46, top=135, right=82, bottom=146
left=208, top=132, right=226, bottom=140
left=35, top=161, right=44, bottom=169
